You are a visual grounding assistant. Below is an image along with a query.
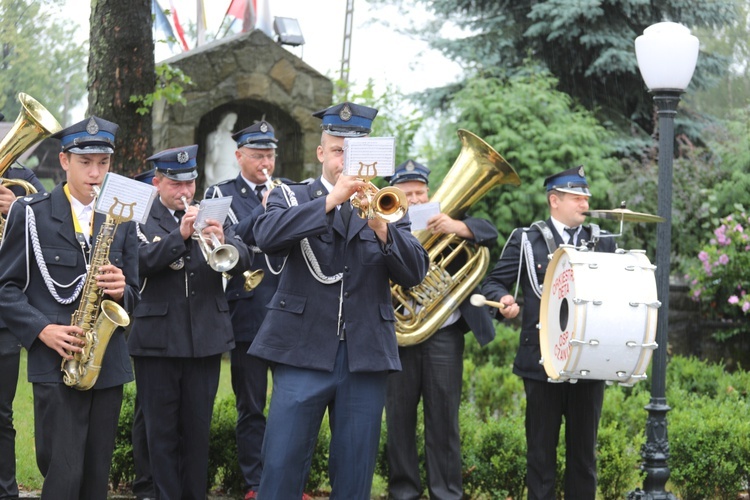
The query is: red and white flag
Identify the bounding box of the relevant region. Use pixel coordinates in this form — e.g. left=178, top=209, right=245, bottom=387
left=225, top=0, right=256, bottom=33
left=169, top=0, right=190, bottom=50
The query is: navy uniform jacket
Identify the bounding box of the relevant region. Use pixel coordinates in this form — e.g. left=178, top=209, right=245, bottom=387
left=0, top=184, right=139, bottom=388
left=0, top=164, right=47, bottom=353
left=205, top=175, right=283, bottom=343
left=451, top=216, right=498, bottom=346
left=128, top=198, right=252, bottom=358
left=249, top=178, right=429, bottom=373
left=482, top=219, right=616, bottom=381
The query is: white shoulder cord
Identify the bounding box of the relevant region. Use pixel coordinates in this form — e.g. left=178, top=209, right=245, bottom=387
left=277, top=183, right=341, bottom=285
left=519, top=231, right=543, bottom=300
left=26, top=205, right=86, bottom=304
left=135, top=223, right=150, bottom=294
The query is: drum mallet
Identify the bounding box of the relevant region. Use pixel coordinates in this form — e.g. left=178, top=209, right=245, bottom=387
left=470, top=294, right=506, bottom=309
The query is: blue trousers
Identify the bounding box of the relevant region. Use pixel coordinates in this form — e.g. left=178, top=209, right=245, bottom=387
left=258, top=342, right=388, bottom=500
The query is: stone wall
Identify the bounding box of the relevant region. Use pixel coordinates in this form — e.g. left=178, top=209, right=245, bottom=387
left=668, top=279, right=750, bottom=370
left=152, top=30, right=333, bottom=186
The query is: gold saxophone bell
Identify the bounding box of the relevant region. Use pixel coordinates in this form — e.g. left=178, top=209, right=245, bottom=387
left=392, top=129, right=521, bottom=346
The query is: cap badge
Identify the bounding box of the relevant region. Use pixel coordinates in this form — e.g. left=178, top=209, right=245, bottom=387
left=578, top=166, right=585, bottom=177
left=406, top=160, right=415, bottom=171
left=339, top=104, right=352, bottom=122
left=177, top=151, right=189, bottom=164
left=86, top=118, right=99, bottom=135
left=260, top=122, right=268, bottom=133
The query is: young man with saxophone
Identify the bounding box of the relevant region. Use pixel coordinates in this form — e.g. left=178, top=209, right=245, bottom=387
left=203, top=120, right=285, bottom=500
left=0, top=116, right=140, bottom=500
left=250, top=102, right=429, bottom=499
left=384, top=159, right=498, bottom=500
left=128, top=145, right=252, bottom=500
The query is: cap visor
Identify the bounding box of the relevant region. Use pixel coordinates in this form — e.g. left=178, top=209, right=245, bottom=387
left=67, top=145, right=114, bottom=155
left=162, top=171, right=198, bottom=181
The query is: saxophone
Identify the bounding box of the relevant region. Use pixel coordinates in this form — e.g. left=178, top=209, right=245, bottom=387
left=61, top=188, right=133, bottom=390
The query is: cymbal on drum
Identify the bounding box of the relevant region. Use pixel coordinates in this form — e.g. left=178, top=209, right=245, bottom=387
left=584, top=208, right=665, bottom=223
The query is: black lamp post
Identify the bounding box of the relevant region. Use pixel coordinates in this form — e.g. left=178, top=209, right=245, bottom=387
left=633, top=22, right=699, bottom=498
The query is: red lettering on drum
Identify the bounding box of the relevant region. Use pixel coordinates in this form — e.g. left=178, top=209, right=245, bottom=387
left=554, top=330, right=571, bottom=362
left=551, top=269, right=575, bottom=300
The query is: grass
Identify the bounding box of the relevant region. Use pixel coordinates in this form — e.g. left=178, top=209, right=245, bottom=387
left=15, top=350, right=235, bottom=493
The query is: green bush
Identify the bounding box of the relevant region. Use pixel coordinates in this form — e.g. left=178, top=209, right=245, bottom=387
left=207, top=393, right=243, bottom=497
left=596, top=420, right=645, bottom=500
left=669, top=395, right=750, bottom=499
left=110, top=382, right=136, bottom=491
left=461, top=404, right=526, bottom=499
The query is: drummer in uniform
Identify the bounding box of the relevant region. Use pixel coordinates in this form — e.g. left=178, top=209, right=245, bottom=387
left=481, top=166, right=616, bottom=500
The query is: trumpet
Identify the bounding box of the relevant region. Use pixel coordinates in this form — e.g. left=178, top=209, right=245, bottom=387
left=349, top=162, right=408, bottom=222
left=180, top=196, right=239, bottom=273
left=261, top=168, right=283, bottom=192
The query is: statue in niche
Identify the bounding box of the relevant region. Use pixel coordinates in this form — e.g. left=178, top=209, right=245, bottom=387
left=204, top=112, right=239, bottom=190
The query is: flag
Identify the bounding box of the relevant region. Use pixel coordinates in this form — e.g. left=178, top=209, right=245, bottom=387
left=168, top=0, right=190, bottom=51
left=225, top=0, right=256, bottom=33
left=197, top=0, right=207, bottom=46
left=256, top=0, right=273, bottom=38
left=152, top=0, right=179, bottom=51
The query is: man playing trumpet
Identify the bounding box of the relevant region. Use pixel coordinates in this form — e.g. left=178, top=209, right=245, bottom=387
left=250, top=102, right=429, bottom=499
left=204, top=119, right=285, bottom=500
left=128, top=145, right=252, bottom=500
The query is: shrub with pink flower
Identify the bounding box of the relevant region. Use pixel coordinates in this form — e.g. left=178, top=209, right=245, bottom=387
left=687, top=211, right=750, bottom=331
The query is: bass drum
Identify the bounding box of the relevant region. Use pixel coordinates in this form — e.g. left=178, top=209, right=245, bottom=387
left=539, top=246, right=660, bottom=385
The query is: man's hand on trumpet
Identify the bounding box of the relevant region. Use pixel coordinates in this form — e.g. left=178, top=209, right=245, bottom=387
left=179, top=204, right=199, bottom=241
left=199, top=218, right=226, bottom=245
left=325, top=173, right=365, bottom=212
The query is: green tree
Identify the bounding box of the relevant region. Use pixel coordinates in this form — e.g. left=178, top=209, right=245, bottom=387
left=0, top=0, right=87, bottom=123
left=367, top=0, right=735, bottom=145
left=422, top=68, right=620, bottom=252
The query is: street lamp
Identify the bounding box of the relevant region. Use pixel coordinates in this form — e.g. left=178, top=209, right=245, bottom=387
left=632, top=22, right=699, bottom=498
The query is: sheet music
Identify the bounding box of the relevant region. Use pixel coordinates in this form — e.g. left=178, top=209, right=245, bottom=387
left=343, top=137, right=396, bottom=178
left=195, top=196, right=233, bottom=229
left=408, top=202, right=441, bottom=231
left=96, top=172, right=156, bottom=225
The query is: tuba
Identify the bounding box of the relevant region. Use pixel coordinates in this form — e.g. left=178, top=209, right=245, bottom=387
left=61, top=187, right=133, bottom=390
left=392, top=129, right=521, bottom=346
left=0, top=93, right=62, bottom=242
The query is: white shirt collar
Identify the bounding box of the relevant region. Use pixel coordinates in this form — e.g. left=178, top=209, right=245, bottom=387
left=550, top=216, right=579, bottom=243
left=240, top=173, right=263, bottom=192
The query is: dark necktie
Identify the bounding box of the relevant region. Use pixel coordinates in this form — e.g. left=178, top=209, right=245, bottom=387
left=255, top=185, right=265, bottom=202
left=174, top=209, right=185, bottom=222
left=340, top=201, right=352, bottom=227
left=564, top=227, right=579, bottom=246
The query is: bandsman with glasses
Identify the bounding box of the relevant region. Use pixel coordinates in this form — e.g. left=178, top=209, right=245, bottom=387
left=204, top=120, right=288, bottom=500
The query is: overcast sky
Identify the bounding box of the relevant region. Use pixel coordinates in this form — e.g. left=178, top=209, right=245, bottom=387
left=62, top=0, right=464, bottom=96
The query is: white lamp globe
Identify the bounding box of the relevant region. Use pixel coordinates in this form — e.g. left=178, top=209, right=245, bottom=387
left=634, top=22, right=699, bottom=91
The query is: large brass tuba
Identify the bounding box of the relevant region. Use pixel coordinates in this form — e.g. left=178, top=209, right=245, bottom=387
left=392, top=129, right=521, bottom=346
left=0, top=92, right=62, bottom=176
left=0, top=93, right=62, bottom=241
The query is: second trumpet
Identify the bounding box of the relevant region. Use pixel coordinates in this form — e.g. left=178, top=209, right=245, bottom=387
left=180, top=196, right=239, bottom=273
